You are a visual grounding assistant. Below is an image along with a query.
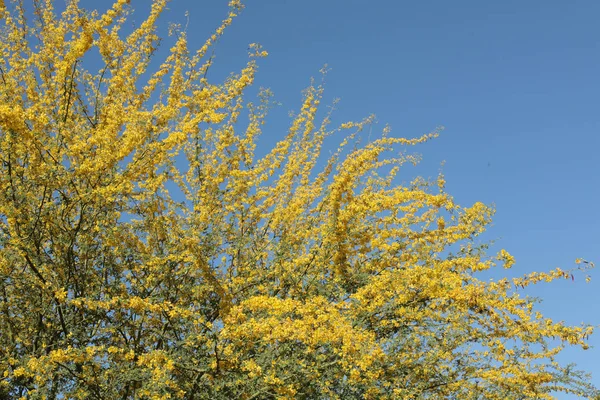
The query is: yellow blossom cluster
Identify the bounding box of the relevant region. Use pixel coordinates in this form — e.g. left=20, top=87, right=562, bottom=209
left=0, top=0, right=596, bottom=399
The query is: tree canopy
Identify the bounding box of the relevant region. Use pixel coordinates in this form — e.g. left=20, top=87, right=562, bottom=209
left=0, top=0, right=597, bottom=399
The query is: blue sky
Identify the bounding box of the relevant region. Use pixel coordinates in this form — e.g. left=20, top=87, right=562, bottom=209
left=158, top=0, right=600, bottom=393
left=112, top=0, right=600, bottom=394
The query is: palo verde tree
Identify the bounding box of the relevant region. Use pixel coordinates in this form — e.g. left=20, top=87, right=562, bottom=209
left=0, top=0, right=597, bottom=399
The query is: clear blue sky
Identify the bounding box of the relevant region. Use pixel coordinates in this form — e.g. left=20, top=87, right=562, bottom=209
left=132, top=0, right=600, bottom=394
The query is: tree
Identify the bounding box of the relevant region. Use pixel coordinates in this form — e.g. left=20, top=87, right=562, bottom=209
left=0, top=0, right=596, bottom=399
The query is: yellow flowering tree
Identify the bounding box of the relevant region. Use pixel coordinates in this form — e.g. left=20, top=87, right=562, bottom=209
left=0, top=0, right=597, bottom=399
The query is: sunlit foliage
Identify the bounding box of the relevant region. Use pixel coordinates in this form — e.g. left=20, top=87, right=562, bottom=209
left=0, top=0, right=596, bottom=398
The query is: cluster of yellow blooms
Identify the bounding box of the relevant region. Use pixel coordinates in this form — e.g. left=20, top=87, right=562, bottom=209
left=0, top=0, right=596, bottom=399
